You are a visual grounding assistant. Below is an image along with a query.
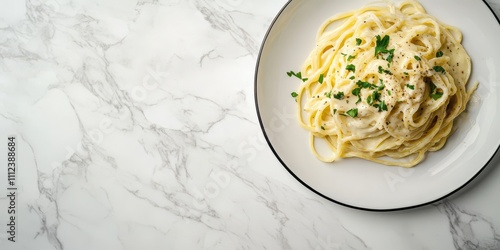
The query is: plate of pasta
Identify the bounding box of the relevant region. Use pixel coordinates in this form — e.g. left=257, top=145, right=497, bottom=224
left=255, top=0, right=500, bottom=211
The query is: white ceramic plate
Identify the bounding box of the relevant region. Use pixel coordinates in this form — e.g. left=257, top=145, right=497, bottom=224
left=255, top=0, right=500, bottom=211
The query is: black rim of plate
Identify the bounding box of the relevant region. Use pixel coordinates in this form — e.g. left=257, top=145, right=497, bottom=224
left=254, top=0, right=500, bottom=212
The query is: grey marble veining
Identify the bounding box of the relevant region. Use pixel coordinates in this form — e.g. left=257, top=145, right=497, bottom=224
left=0, top=0, right=499, bottom=249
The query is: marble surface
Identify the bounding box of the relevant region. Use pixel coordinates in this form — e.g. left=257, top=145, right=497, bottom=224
left=0, top=0, right=499, bottom=249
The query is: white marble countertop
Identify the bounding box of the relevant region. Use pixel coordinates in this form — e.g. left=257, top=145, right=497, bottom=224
left=1, top=0, right=499, bottom=249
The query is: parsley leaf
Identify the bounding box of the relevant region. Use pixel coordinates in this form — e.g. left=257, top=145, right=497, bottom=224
left=375, top=35, right=390, bottom=58
left=321, top=126, right=325, bottom=130
left=387, top=89, right=392, bottom=96
left=404, top=72, right=409, bottom=76
left=436, top=51, right=443, bottom=57
left=377, top=81, right=385, bottom=91
left=346, top=64, right=356, bottom=73
left=433, top=65, right=445, bottom=74
left=319, top=74, right=324, bottom=84
left=347, top=55, right=356, bottom=61
left=333, top=92, right=345, bottom=100
left=379, top=100, right=388, bottom=112
left=431, top=92, right=443, bottom=100
left=356, top=80, right=376, bottom=89
left=345, top=108, right=358, bottom=118
left=349, top=76, right=355, bottom=80
left=325, top=91, right=332, bottom=98
left=374, top=35, right=395, bottom=63
left=356, top=38, right=362, bottom=46
left=333, top=109, right=337, bottom=114
left=386, top=49, right=395, bottom=63
left=378, top=66, right=392, bottom=75
left=287, top=70, right=308, bottom=82
left=291, top=92, right=298, bottom=98
left=429, top=82, right=443, bottom=100
left=367, top=95, right=373, bottom=105
left=414, top=55, right=421, bottom=61
left=406, top=84, right=415, bottom=90
left=352, top=88, right=362, bottom=104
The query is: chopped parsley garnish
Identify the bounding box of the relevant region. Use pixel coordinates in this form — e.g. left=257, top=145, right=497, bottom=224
left=333, top=109, right=337, bottom=114
left=367, top=91, right=381, bottom=105
left=287, top=70, right=308, bottom=82
left=325, top=91, right=332, bottom=98
left=404, top=72, right=409, bottom=76
left=321, top=126, right=325, bottom=130
left=356, top=80, right=376, bottom=89
left=377, top=81, right=385, bottom=91
left=414, top=55, right=421, bottom=61
left=431, top=92, right=443, bottom=100
left=333, top=92, right=345, bottom=100
left=291, top=92, right=298, bottom=98
left=378, top=65, right=392, bottom=75
left=346, top=64, right=356, bottom=73
left=385, top=49, right=395, bottom=63
left=436, top=51, right=444, bottom=58
left=429, top=82, right=443, bottom=100
left=375, top=35, right=395, bottom=63
left=347, top=55, right=356, bottom=61
left=406, top=84, right=415, bottom=90
left=349, top=76, right=355, bottom=80
left=352, top=88, right=362, bottom=104
left=378, top=100, right=388, bottom=112
left=387, top=89, right=392, bottom=96
left=433, top=65, right=445, bottom=74
left=356, top=38, right=362, bottom=46
left=375, top=35, right=390, bottom=57
left=341, top=53, right=348, bottom=57
left=319, top=74, right=324, bottom=84
left=345, top=108, right=358, bottom=118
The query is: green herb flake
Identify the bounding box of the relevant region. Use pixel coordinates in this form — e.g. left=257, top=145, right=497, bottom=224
left=341, top=53, right=348, bottom=57
left=333, top=92, right=345, bottom=100
left=414, top=55, right=421, bottom=61
left=431, top=92, right=443, bottom=100
left=404, top=72, right=409, bottom=76
left=345, top=108, right=358, bottom=118
left=321, top=126, right=325, bottom=130
left=371, top=91, right=381, bottom=102
left=379, top=100, right=388, bottom=112
left=325, top=91, right=332, bottom=98
left=333, top=109, right=337, bottom=114
left=319, top=74, right=324, bottom=84
left=349, top=76, right=355, bottom=80
left=377, top=81, right=385, bottom=91
left=429, top=82, right=443, bottom=100
left=386, top=49, right=395, bottom=63
left=356, top=80, right=376, bottom=89
left=433, top=65, right=445, bottom=74
left=352, top=88, right=362, bottom=104
left=375, top=35, right=390, bottom=58
left=406, top=84, right=415, bottom=90
left=291, top=92, right=298, bottom=98
left=347, top=55, right=356, bottom=61
left=387, top=89, right=392, bottom=96
left=346, top=64, right=356, bottom=73
left=436, top=51, right=444, bottom=58
left=378, top=66, right=392, bottom=75
left=287, top=70, right=308, bottom=82
left=356, top=38, right=362, bottom=46
left=367, top=95, right=373, bottom=105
